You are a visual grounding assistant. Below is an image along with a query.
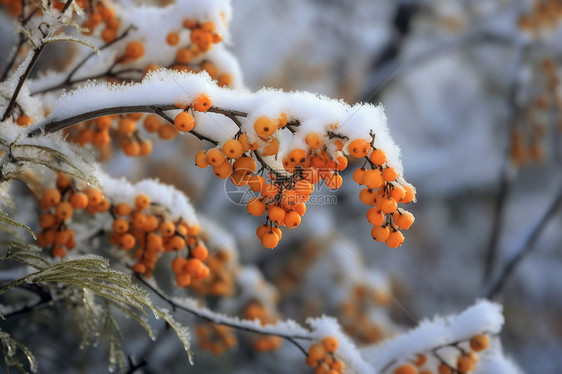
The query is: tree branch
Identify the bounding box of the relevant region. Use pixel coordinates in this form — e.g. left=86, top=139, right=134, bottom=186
left=484, top=187, right=562, bottom=299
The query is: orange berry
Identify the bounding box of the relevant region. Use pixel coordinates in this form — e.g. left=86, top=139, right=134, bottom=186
left=247, top=198, right=266, bottom=216
left=206, top=148, right=227, bottom=167
left=217, top=73, right=233, bottom=87
left=132, top=262, right=147, bottom=274
left=256, top=224, right=269, bottom=239
left=193, top=94, right=212, bottom=112
left=457, top=355, right=475, bottom=373
left=55, top=173, right=72, bottom=190
left=402, top=185, right=416, bottom=203
left=248, top=175, right=265, bottom=192
left=381, top=198, right=397, bottom=214
left=393, top=364, right=417, bottom=374
left=95, top=116, right=112, bottom=131
left=261, top=230, right=280, bottom=249
left=195, top=150, right=210, bottom=168
left=101, top=28, right=116, bottom=42
left=325, top=173, right=343, bottom=190
left=166, top=31, right=180, bottom=45
left=348, top=139, right=370, bottom=158
left=54, top=230, right=72, bottom=246
left=165, top=236, right=186, bottom=251
left=284, top=211, right=301, bottom=228
left=282, top=158, right=295, bottom=173
left=158, top=123, right=179, bottom=140
left=254, top=116, right=277, bottom=138
left=38, top=213, right=56, bottom=229
left=52, top=246, right=66, bottom=258
left=359, top=188, right=376, bottom=205
left=55, top=202, right=73, bottom=221
left=261, top=183, right=280, bottom=198
left=364, top=169, right=383, bottom=189
left=222, top=139, right=244, bottom=159
left=120, top=138, right=140, bottom=156
left=470, top=334, right=489, bottom=352
left=114, top=202, right=132, bottom=216
left=183, top=258, right=203, bottom=275
left=367, top=208, right=385, bottom=226
left=268, top=206, right=285, bottom=224
left=160, top=221, right=176, bottom=237
left=305, top=133, right=323, bottom=149
left=288, top=149, right=307, bottom=166
left=42, top=188, right=61, bottom=207
left=334, top=139, right=344, bottom=151
left=191, top=245, right=208, bottom=261
left=369, top=149, right=387, bottom=165
left=295, top=180, right=313, bottom=196
left=438, top=364, right=452, bottom=374
left=413, top=354, right=427, bottom=367
left=171, top=257, right=188, bottom=273
left=213, top=162, right=233, bottom=179
left=125, top=41, right=145, bottom=59
left=16, top=115, right=32, bottom=127
left=143, top=114, right=162, bottom=133
left=382, top=167, right=398, bottom=182
left=175, top=273, right=192, bottom=288
left=294, top=203, right=306, bottom=216
left=117, top=118, right=136, bottom=135
left=371, top=225, right=390, bottom=242
left=393, top=210, right=415, bottom=230
left=321, top=336, right=338, bottom=352
left=86, top=189, right=104, bottom=205
left=233, top=156, right=256, bottom=173
left=119, top=233, right=136, bottom=250
left=353, top=168, right=367, bottom=185
left=92, top=130, right=110, bottom=146
left=335, top=156, right=348, bottom=171
left=131, top=212, right=146, bottom=229
left=385, top=229, right=404, bottom=248
left=135, top=194, right=150, bottom=211
left=112, top=218, right=129, bottom=234
left=260, top=137, right=279, bottom=156
left=307, top=343, right=326, bottom=363
left=389, top=186, right=406, bottom=201
left=174, top=111, right=196, bottom=132
left=139, top=139, right=153, bottom=156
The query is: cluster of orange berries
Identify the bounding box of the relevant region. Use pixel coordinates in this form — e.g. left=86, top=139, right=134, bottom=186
left=391, top=334, right=490, bottom=374
left=195, top=323, right=237, bottom=355
left=36, top=173, right=108, bottom=258
left=340, top=284, right=390, bottom=344
left=105, top=193, right=208, bottom=287
left=243, top=301, right=283, bottom=352
left=306, top=336, right=345, bottom=374
left=510, top=57, right=561, bottom=165
left=350, top=138, right=415, bottom=248
left=189, top=249, right=236, bottom=297
left=518, top=0, right=562, bottom=34
left=79, top=2, right=121, bottom=43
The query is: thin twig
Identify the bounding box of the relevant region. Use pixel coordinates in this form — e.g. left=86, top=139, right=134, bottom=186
left=1, top=44, right=45, bottom=122
left=484, top=187, right=562, bottom=299
left=134, top=274, right=312, bottom=348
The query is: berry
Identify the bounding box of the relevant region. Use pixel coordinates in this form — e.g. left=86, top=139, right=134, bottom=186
left=305, top=133, right=323, bottom=149
left=389, top=186, right=406, bottom=202
left=193, top=94, right=212, bottom=112
left=158, top=124, right=178, bottom=140
left=393, top=210, right=415, bottom=230
left=213, top=162, right=233, bottom=179
left=364, top=169, right=383, bottom=189
left=367, top=208, right=385, bottom=226
left=457, top=355, right=475, bottom=373
left=55, top=202, right=73, bottom=221
left=248, top=175, right=265, bottom=192
left=402, top=185, right=416, bottom=203
left=261, top=231, right=280, bottom=249
left=117, top=118, right=136, bottom=135
left=254, top=116, right=277, bottom=138
left=371, top=225, right=390, bottom=242
left=359, top=188, right=376, bottom=205
left=119, top=233, right=136, bottom=250
left=284, top=211, right=301, bottom=228
left=174, top=111, right=196, bottom=132
left=380, top=198, right=397, bottom=214
left=268, top=206, right=285, bottom=224
left=114, top=203, right=132, bottom=216
left=135, top=194, right=151, bottom=211
left=307, top=343, right=326, bottom=364
left=288, top=149, right=307, bottom=166
left=16, top=115, right=32, bottom=127
left=125, top=41, right=145, bottom=59
left=143, top=114, right=162, bottom=133
left=191, top=245, right=208, bottom=261
left=166, top=31, right=180, bottom=45
left=382, top=167, right=398, bottom=182
left=385, top=229, right=404, bottom=248
left=369, top=149, right=387, bottom=165
left=348, top=139, right=370, bottom=158
left=160, top=221, right=176, bottom=237
left=42, top=188, right=62, bottom=207
left=353, top=168, right=367, bottom=185
left=195, top=150, right=210, bottom=168
left=321, top=336, right=338, bottom=352
left=393, top=364, right=417, bottom=374
left=247, top=198, right=266, bottom=216
left=470, top=334, right=489, bottom=352
left=233, top=156, right=257, bottom=173
left=112, top=219, right=129, bottom=234
left=222, top=139, right=244, bottom=159
left=206, top=148, right=226, bottom=167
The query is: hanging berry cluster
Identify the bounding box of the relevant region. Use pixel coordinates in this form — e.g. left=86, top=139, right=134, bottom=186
left=243, top=301, right=283, bottom=352
left=305, top=336, right=346, bottom=374
left=390, top=333, right=490, bottom=374
left=195, top=324, right=238, bottom=355
left=35, top=172, right=210, bottom=288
